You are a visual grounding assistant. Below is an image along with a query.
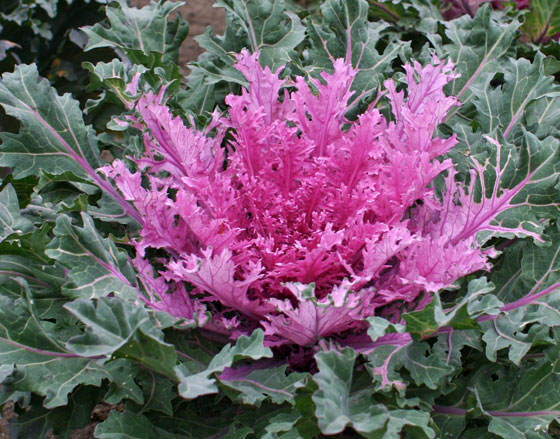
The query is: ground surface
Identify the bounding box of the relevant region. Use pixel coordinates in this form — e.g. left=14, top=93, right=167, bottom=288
left=0, top=2, right=224, bottom=438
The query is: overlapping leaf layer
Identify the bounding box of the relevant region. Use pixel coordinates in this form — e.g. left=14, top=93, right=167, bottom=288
left=1, top=0, right=560, bottom=438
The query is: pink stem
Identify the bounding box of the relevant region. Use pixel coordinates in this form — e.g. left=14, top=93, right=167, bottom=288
left=478, top=281, right=560, bottom=323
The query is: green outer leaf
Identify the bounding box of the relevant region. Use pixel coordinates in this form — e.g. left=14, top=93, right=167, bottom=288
left=190, top=0, right=305, bottom=90
left=480, top=313, right=550, bottom=365
left=372, top=409, right=435, bottom=439
left=0, top=278, right=104, bottom=410
left=473, top=358, right=560, bottom=439
left=525, top=95, right=560, bottom=139
left=306, top=0, right=409, bottom=102
left=35, top=170, right=99, bottom=195
left=0, top=343, right=108, bottom=408
left=104, top=359, right=144, bottom=405
left=214, top=0, right=305, bottom=70
left=174, top=79, right=217, bottom=116
left=488, top=417, right=549, bottom=439
left=0, top=64, right=139, bottom=222
left=260, top=411, right=302, bottom=439
left=8, top=387, right=105, bottom=439
left=0, top=278, right=68, bottom=354
left=443, top=5, right=519, bottom=110
left=0, top=236, right=65, bottom=294
left=470, top=53, right=560, bottom=138
left=404, top=277, right=498, bottom=339
left=466, top=133, right=560, bottom=244
left=65, top=298, right=178, bottom=379
left=134, top=370, right=175, bottom=415
left=83, top=1, right=188, bottom=63
left=218, top=364, right=307, bottom=406
left=480, top=229, right=560, bottom=363
left=94, top=410, right=175, bottom=439
left=491, top=230, right=560, bottom=304
left=481, top=292, right=560, bottom=364
left=83, top=59, right=148, bottom=109
left=401, top=343, right=456, bottom=390
left=432, top=411, right=467, bottom=439
left=0, top=64, right=101, bottom=179
left=176, top=329, right=272, bottom=399
left=312, top=348, right=357, bottom=434
left=367, top=316, right=405, bottom=343
left=367, top=338, right=458, bottom=391
left=190, top=27, right=246, bottom=87
left=87, top=192, right=140, bottom=226
left=0, top=184, right=33, bottom=242
left=313, top=348, right=435, bottom=437
left=45, top=213, right=138, bottom=300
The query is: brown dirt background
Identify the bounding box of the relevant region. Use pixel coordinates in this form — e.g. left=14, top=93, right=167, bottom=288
left=0, top=2, right=224, bottom=439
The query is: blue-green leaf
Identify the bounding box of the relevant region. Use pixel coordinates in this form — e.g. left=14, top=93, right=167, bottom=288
left=176, top=329, right=272, bottom=399
left=306, top=0, right=409, bottom=103
left=94, top=410, right=176, bottom=439
left=65, top=298, right=178, bottom=379
left=82, top=1, right=188, bottom=65
left=0, top=64, right=101, bottom=179
left=45, top=213, right=138, bottom=300
left=0, top=184, right=33, bottom=242
left=313, top=348, right=434, bottom=437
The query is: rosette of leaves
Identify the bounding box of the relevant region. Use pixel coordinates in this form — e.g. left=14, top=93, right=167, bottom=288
left=1, top=1, right=560, bottom=439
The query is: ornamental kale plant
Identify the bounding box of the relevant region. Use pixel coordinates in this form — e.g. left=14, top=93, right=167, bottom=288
left=104, top=50, right=538, bottom=346
left=3, top=0, right=560, bottom=438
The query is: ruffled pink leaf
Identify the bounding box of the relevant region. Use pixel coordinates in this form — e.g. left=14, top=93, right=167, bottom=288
left=134, top=256, right=208, bottom=324
left=291, top=58, right=357, bottom=156
left=167, top=248, right=272, bottom=319
left=263, top=282, right=363, bottom=345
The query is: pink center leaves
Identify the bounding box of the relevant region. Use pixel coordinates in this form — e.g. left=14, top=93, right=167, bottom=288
left=101, top=50, right=539, bottom=346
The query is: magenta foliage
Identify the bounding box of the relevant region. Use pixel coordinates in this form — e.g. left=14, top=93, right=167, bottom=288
left=441, top=0, right=489, bottom=19
left=101, top=50, right=528, bottom=346
left=442, top=0, right=528, bottom=19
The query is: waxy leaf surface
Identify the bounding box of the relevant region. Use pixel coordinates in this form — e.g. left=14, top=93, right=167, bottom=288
left=45, top=213, right=138, bottom=300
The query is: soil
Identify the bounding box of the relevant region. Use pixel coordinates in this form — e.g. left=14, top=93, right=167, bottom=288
left=0, top=2, right=224, bottom=438
left=0, top=402, right=12, bottom=439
